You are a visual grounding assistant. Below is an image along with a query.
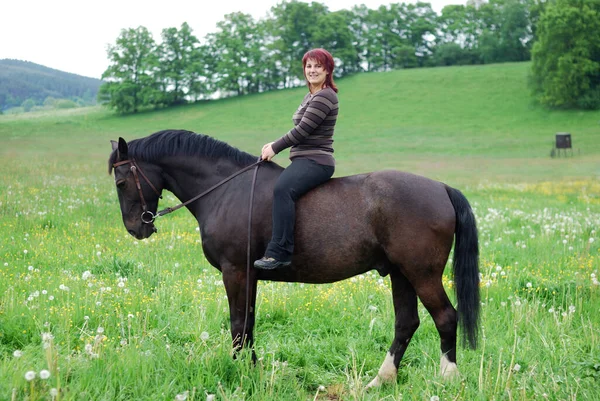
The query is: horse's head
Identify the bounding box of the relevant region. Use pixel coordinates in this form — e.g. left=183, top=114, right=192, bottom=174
left=109, top=138, right=162, bottom=240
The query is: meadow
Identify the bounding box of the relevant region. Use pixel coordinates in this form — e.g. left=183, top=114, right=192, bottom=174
left=0, top=62, right=599, bottom=400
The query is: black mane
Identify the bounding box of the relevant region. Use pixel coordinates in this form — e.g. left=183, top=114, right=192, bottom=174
left=113, top=130, right=258, bottom=169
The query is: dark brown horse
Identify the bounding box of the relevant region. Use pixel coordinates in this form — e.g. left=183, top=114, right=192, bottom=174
left=108, top=130, right=480, bottom=387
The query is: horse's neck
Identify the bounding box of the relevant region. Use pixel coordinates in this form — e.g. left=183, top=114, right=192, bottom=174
left=160, top=156, right=249, bottom=219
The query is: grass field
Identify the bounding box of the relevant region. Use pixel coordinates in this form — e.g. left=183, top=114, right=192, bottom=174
left=1, top=61, right=599, bottom=400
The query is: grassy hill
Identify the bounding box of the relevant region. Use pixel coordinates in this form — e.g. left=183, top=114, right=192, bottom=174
left=0, top=59, right=102, bottom=111
left=1, top=61, right=598, bottom=186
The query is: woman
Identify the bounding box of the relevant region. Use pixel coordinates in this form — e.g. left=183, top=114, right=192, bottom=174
left=254, top=48, right=339, bottom=270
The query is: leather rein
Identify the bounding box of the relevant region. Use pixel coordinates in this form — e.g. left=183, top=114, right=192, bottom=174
left=113, top=158, right=264, bottom=224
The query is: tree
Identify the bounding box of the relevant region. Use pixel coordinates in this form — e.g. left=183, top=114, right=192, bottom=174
left=99, top=26, right=159, bottom=113
left=531, top=0, right=600, bottom=109
left=157, top=22, right=200, bottom=105
left=21, top=98, right=35, bottom=112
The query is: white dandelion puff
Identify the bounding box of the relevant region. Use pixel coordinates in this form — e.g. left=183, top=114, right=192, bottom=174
left=13, top=350, right=23, bottom=358
left=24, top=371, right=36, bottom=381
left=513, top=364, right=521, bottom=372
left=200, top=331, right=209, bottom=341
left=39, top=370, right=51, bottom=379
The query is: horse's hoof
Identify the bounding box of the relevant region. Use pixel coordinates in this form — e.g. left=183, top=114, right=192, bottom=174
left=366, top=376, right=383, bottom=389
left=440, top=355, right=459, bottom=378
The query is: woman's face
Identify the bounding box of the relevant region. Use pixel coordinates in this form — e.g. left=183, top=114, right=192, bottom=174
left=304, top=58, right=328, bottom=90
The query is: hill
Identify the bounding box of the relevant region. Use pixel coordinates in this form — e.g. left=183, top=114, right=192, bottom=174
left=1, top=61, right=598, bottom=185
left=0, top=59, right=102, bottom=111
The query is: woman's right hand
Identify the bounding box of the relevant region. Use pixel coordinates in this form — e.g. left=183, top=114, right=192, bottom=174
left=261, top=142, right=275, bottom=161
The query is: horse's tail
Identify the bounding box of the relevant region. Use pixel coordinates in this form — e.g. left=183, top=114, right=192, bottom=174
left=445, top=185, right=480, bottom=349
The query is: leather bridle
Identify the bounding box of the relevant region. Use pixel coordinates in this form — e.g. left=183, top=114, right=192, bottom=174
left=113, top=159, right=163, bottom=224
left=113, top=158, right=264, bottom=224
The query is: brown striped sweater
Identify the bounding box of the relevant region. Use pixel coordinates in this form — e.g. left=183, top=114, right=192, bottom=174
left=271, top=87, right=338, bottom=166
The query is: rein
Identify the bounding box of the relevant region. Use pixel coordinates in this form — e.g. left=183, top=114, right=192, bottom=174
left=113, top=158, right=264, bottom=223
left=113, top=157, right=263, bottom=349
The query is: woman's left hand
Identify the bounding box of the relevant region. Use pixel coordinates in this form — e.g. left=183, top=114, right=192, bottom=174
left=261, top=142, right=276, bottom=161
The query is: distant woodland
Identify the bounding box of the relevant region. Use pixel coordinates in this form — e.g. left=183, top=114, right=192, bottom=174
left=0, top=60, right=102, bottom=112
left=99, top=0, right=600, bottom=113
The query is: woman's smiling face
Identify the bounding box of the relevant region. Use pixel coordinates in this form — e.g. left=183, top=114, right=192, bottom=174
left=304, top=58, right=328, bottom=91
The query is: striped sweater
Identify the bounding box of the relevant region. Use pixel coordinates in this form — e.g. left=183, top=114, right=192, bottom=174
left=271, top=87, right=338, bottom=166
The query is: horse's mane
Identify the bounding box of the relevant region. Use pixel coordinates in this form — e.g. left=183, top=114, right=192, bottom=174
left=110, top=130, right=257, bottom=172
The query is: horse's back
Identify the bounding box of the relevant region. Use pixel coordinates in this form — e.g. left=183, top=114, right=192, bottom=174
left=264, top=169, right=456, bottom=283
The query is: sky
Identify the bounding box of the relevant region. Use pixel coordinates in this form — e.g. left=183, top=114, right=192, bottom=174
left=1, top=0, right=462, bottom=80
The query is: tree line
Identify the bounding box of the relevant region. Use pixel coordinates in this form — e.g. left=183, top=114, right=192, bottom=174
left=99, top=0, right=600, bottom=113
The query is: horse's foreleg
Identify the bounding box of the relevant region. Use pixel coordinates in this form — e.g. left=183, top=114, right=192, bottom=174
left=367, top=271, right=419, bottom=388
left=222, top=264, right=258, bottom=362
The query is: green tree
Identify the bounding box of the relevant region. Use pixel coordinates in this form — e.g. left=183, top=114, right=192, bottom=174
left=21, top=98, right=35, bottom=112
left=209, top=12, right=264, bottom=96
left=157, top=22, right=200, bottom=105
left=268, top=0, right=329, bottom=85
left=531, top=0, right=600, bottom=109
left=99, top=26, right=159, bottom=113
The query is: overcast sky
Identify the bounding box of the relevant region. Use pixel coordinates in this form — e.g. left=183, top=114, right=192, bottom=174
left=1, top=0, right=462, bottom=79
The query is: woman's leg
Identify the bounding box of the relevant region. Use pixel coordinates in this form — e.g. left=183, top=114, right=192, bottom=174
left=263, top=158, right=334, bottom=263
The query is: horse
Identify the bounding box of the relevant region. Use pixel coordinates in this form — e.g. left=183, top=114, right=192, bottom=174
left=108, top=129, right=480, bottom=387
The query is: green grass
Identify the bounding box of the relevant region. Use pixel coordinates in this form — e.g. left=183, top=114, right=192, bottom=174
left=1, top=61, right=599, bottom=400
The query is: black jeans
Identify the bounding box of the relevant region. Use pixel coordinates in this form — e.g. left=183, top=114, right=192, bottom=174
left=265, top=158, right=334, bottom=262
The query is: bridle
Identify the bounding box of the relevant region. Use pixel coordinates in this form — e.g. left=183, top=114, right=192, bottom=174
left=113, top=159, right=163, bottom=224
left=113, top=158, right=264, bottom=224
left=113, top=157, right=264, bottom=349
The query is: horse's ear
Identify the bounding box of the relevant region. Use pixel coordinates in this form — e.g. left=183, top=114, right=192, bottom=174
left=118, top=137, right=128, bottom=157
left=111, top=140, right=118, bottom=151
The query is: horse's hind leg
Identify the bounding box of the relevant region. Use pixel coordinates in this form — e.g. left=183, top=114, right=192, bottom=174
left=414, top=278, right=458, bottom=378
left=367, top=270, right=419, bottom=388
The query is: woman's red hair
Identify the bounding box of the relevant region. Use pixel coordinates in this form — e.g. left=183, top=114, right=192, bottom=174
left=302, top=48, right=338, bottom=93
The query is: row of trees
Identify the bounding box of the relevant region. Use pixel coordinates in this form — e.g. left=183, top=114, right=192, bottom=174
left=99, top=0, right=600, bottom=113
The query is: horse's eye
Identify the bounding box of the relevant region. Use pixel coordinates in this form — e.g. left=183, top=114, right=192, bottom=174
left=115, top=179, right=126, bottom=188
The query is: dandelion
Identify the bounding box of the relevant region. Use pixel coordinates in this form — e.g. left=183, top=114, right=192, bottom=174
left=514, top=300, right=521, bottom=306
left=85, top=344, right=93, bottom=354
left=569, top=305, right=576, bottom=314
left=175, top=391, right=189, bottom=401
left=97, top=327, right=104, bottom=334
left=430, top=396, right=440, bottom=401
left=318, top=385, right=326, bottom=391
left=368, top=305, right=378, bottom=312
left=28, top=265, right=34, bottom=271
left=25, top=371, right=36, bottom=381
left=58, top=284, right=69, bottom=291
left=13, top=350, right=23, bottom=358
left=200, top=331, right=209, bottom=341
left=118, top=281, right=125, bottom=288
left=526, top=282, right=532, bottom=288
left=48, top=296, right=54, bottom=301
left=39, top=370, right=50, bottom=379
left=590, top=238, right=595, bottom=243
left=513, top=364, right=521, bottom=372
left=96, top=251, right=101, bottom=257
left=206, top=395, right=216, bottom=401
left=82, top=271, right=92, bottom=280
left=50, top=388, right=58, bottom=397
left=549, top=308, right=555, bottom=313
